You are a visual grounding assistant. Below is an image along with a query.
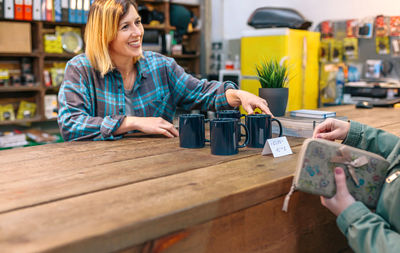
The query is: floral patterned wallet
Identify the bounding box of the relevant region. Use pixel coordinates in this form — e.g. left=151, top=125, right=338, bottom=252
left=283, top=138, right=390, bottom=211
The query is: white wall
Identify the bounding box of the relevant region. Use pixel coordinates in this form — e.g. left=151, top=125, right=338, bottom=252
left=212, top=0, right=400, bottom=40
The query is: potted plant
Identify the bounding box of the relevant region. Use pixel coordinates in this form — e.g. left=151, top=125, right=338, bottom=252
left=256, top=59, right=289, bottom=116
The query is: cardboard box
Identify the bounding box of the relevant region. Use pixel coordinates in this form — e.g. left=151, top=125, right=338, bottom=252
left=0, top=22, right=32, bottom=53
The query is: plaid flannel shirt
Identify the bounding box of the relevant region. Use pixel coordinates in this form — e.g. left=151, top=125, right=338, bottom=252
left=58, top=51, right=237, bottom=141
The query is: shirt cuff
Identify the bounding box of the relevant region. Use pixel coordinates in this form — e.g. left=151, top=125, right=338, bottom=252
left=336, top=201, right=370, bottom=235
left=100, top=115, right=125, bottom=139
left=342, top=121, right=363, bottom=147
left=224, top=81, right=239, bottom=91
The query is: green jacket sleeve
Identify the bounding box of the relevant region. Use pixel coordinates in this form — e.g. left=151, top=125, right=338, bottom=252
left=338, top=121, right=400, bottom=253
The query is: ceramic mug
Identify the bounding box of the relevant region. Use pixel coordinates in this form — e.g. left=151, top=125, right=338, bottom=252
left=179, top=114, right=209, bottom=148
left=245, top=114, right=283, bottom=148
left=216, top=110, right=246, bottom=142
left=209, top=118, right=249, bottom=155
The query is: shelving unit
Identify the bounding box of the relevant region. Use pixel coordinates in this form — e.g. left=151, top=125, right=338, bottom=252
left=138, top=0, right=201, bottom=74
left=0, top=0, right=202, bottom=126
left=0, top=20, right=84, bottom=126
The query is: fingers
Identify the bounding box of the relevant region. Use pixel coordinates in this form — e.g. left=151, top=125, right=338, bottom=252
left=320, top=196, right=327, bottom=207
left=242, top=99, right=274, bottom=116
left=257, top=100, right=274, bottom=116
left=333, top=167, right=349, bottom=195
left=243, top=104, right=254, bottom=115
left=312, top=120, right=332, bottom=138
left=314, top=131, right=337, bottom=141
left=159, top=120, right=179, bottom=138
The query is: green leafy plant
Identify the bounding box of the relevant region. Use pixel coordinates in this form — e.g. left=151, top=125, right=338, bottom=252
left=256, top=59, right=289, bottom=88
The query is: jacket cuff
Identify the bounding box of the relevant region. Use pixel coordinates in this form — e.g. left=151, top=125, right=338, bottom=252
left=336, top=201, right=370, bottom=235
left=343, top=121, right=363, bottom=147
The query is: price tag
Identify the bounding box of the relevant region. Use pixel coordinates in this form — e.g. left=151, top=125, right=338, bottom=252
left=261, top=136, right=293, bottom=157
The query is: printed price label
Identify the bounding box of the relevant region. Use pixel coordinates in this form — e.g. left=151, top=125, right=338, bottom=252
left=261, top=136, right=293, bottom=157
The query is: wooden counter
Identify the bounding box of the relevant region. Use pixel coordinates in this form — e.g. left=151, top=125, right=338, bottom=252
left=0, top=105, right=399, bottom=253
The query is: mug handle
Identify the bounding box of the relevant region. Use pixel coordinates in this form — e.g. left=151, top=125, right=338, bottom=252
left=272, top=118, right=283, bottom=137
left=205, top=118, right=210, bottom=143
left=237, top=122, right=249, bottom=148
left=238, top=115, right=246, bottom=137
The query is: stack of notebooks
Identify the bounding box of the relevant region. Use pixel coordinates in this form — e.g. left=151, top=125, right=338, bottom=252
left=272, top=109, right=347, bottom=138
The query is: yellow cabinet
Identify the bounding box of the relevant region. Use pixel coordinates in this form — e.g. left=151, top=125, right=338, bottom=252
left=241, top=28, right=320, bottom=113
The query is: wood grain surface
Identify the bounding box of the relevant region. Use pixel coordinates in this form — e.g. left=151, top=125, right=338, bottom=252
left=0, top=105, right=398, bottom=253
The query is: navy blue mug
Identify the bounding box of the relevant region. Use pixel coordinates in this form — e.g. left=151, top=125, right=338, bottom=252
left=245, top=114, right=283, bottom=148
left=216, top=110, right=246, bottom=142
left=210, top=118, right=249, bottom=155
left=179, top=114, right=209, bottom=148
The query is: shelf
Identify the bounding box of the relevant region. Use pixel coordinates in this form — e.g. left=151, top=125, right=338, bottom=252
left=45, top=86, right=60, bottom=92
left=170, top=1, right=200, bottom=8
left=42, top=21, right=85, bottom=27
left=0, top=52, right=40, bottom=58
left=0, top=116, right=43, bottom=126
left=142, top=24, right=174, bottom=31
left=44, top=53, right=79, bottom=59
left=169, top=54, right=200, bottom=59
left=0, top=86, right=42, bottom=92
left=138, top=0, right=168, bottom=4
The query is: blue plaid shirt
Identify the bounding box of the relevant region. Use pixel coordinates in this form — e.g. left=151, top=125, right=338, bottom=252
left=58, top=51, right=237, bottom=141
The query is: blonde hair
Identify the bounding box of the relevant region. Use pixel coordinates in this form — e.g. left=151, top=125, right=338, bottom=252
left=85, top=0, right=141, bottom=76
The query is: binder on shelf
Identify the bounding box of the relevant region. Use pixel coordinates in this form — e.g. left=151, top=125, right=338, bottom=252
left=76, top=0, right=82, bottom=23
left=23, top=0, right=32, bottom=20
left=0, top=0, right=4, bottom=19
left=61, top=0, right=68, bottom=22
left=40, top=0, right=46, bottom=20
left=4, top=0, right=14, bottom=19
left=82, top=0, right=89, bottom=23
left=45, top=0, right=52, bottom=21
left=14, top=0, right=24, bottom=20
left=32, top=0, right=41, bottom=20
left=289, top=109, right=336, bottom=119
left=68, top=0, right=76, bottom=23
left=54, top=0, right=61, bottom=21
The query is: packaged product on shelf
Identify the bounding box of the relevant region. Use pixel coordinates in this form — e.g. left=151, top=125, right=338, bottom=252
left=319, top=39, right=332, bottom=63
left=1, top=104, right=16, bottom=121
left=357, top=17, right=374, bottom=38
left=24, top=129, right=58, bottom=143
left=343, top=37, right=358, bottom=60
left=44, top=34, right=63, bottom=54
left=0, top=69, right=10, bottom=86
left=346, top=19, right=358, bottom=38
left=44, top=70, right=52, bottom=87
left=0, top=131, right=28, bottom=148
left=330, top=40, right=343, bottom=63
left=49, top=62, right=66, bottom=87
left=11, top=75, right=22, bottom=86
left=16, top=101, right=37, bottom=120
left=44, top=95, right=58, bottom=119
left=375, top=36, right=390, bottom=55
left=22, top=73, right=35, bottom=86
left=389, top=16, right=400, bottom=36
left=375, top=15, right=390, bottom=37
left=392, top=37, right=400, bottom=57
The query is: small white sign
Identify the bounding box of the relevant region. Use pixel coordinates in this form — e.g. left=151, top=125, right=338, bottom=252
left=261, top=136, right=293, bottom=157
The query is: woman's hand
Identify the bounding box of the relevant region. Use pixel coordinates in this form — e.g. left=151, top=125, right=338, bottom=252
left=115, top=116, right=179, bottom=138
left=313, top=118, right=350, bottom=141
left=321, top=167, right=356, bottom=216
left=225, top=89, right=273, bottom=115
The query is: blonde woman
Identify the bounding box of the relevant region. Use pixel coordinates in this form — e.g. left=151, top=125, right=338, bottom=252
left=58, top=0, right=271, bottom=141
